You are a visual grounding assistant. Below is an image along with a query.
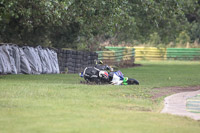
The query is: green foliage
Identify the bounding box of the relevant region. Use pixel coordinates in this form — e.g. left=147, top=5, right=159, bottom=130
left=149, top=32, right=161, bottom=46
left=0, top=0, right=69, bottom=46
left=189, top=22, right=200, bottom=43
left=176, top=31, right=191, bottom=46
left=0, top=0, right=199, bottom=49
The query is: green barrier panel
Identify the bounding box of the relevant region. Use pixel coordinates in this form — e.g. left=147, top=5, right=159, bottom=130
left=105, top=46, right=125, bottom=61
left=96, top=51, right=103, bottom=60
left=186, top=94, right=200, bottom=113
left=98, top=47, right=200, bottom=62
left=104, top=51, right=115, bottom=60
left=123, top=47, right=135, bottom=61
left=96, top=47, right=135, bottom=66
left=105, top=46, right=125, bottom=51
left=105, top=46, right=135, bottom=61
left=167, top=48, right=200, bottom=60
left=96, top=51, right=116, bottom=60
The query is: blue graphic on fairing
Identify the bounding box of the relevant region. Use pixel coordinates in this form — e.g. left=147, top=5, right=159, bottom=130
left=79, top=72, right=83, bottom=77
left=114, top=70, right=124, bottom=80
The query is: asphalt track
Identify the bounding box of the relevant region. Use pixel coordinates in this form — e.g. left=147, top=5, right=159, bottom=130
left=161, top=90, right=200, bottom=120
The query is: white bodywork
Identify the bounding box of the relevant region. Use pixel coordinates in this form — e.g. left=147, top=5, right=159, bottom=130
left=111, top=73, right=123, bottom=85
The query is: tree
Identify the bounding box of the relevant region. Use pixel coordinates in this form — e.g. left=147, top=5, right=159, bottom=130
left=0, top=0, right=70, bottom=46
left=0, top=0, right=199, bottom=49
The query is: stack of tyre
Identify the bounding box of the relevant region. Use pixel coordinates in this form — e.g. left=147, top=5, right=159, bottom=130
left=0, top=44, right=60, bottom=74
left=57, top=49, right=98, bottom=73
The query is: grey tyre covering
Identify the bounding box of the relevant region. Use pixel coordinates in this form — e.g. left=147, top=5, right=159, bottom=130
left=0, top=49, right=3, bottom=73
left=52, top=49, right=60, bottom=74
left=47, top=49, right=57, bottom=74
left=0, top=44, right=60, bottom=74
left=19, top=47, right=31, bottom=74
left=23, top=46, right=42, bottom=74
left=0, top=45, right=15, bottom=74
left=34, top=47, right=43, bottom=73
left=54, top=50, right=60, bottom=74
left=43, top=48, right=53, bottom=74
left=37, top=46, right=48, bottom=74
left=7, top=45, right=18, bottom=74
left=0, top=46, right=8, bottom=74
left=12, top=45, right=21, bottom=73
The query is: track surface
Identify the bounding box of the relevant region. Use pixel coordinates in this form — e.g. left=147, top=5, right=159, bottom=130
left=161, top=90, right=200, bottom=120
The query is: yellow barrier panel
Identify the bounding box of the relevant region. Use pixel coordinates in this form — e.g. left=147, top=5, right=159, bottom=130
left=134, top=47, right=167, bottom=61
left=123, top=47, right=134, bottom=61
left=102, top=51, right=116, bottom=60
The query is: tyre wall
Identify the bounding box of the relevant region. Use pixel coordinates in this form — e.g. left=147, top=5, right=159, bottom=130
left=0, top=44, right=60, bottom=74
left=57, top=49, right=98, bottom=73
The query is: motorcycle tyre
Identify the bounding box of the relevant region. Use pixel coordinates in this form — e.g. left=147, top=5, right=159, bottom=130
left=127, top=78, right=139, bottom=85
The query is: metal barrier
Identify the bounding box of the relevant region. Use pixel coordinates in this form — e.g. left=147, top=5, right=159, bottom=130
left=134, top=47, right=167, bottom=61
left=96, top=47, right=135, bottom=67
left=96, top=47, right=200, bottom=63
left=167, top=48, right=200, bottom=60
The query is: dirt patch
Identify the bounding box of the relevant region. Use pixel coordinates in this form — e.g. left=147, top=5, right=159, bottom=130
left=151, top=86, right=200, bottom=100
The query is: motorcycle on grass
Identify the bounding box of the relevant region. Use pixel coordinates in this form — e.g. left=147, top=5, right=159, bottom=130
left=79, top=66, right=139, bottom=85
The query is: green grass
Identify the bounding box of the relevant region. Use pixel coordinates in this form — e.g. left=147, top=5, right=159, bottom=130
left=0, top=61, right=200, bottom=133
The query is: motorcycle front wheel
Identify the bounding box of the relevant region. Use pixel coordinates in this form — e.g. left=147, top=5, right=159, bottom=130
left=127, top=78, right=139, bottom=85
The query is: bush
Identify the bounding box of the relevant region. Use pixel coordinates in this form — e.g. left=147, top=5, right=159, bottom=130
left=149, top=32, right=161, bottom=46
left=176, top=31, right=191, bottom=47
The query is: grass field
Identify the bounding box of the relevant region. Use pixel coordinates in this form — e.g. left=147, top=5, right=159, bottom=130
left=0, top=61, right=200, bottom=133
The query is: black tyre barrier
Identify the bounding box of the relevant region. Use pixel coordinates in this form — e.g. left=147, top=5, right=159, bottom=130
left=67, top=62, right=75, bottom=67
left=75, top=59, right=81, bottom=63
left=68, top=70, right=75, bottom=73
left=66, top=54, right=71, bottom=58
left=57, top=49, right=98, bottom=73
left=65, top=50, right=72, bottom=54
left=66, top=58, right=73, bottom=62
left=67, top=66, right=74, bottom=70
left=71, top=59, right=76, bottom=63
left=71, top=50, right=77, bottom=55
left=71, top=54, right=77, bottom=59
left=75, top=64, right=82, bottom=68
left=76, top=55, right=82, bottom=59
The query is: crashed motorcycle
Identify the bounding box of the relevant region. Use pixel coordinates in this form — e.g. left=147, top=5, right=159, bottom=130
left=79, top=66, right=139, bottom=85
